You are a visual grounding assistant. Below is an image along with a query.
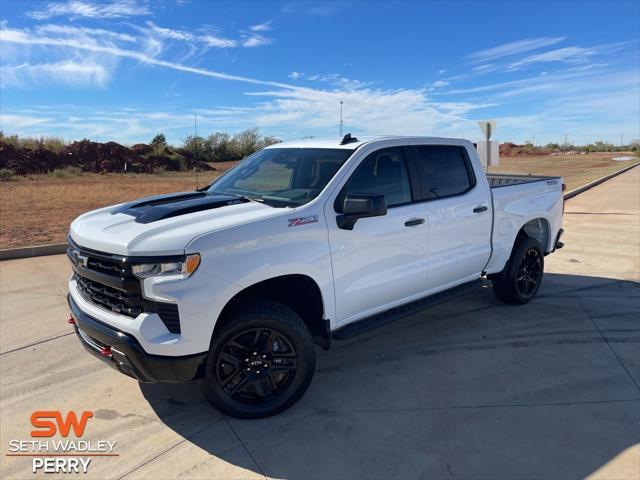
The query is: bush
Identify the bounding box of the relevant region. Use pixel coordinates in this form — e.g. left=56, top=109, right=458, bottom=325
left=51, top=166, right=82, bottom=178
left=0, top=168, right=15, bottom=181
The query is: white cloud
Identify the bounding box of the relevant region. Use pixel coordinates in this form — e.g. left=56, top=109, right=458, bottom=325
left=0, top=23, right=295, bottom=88
left=146, top=22, right=238, bottom=48
left=467, top=37, right=566, bottom=63
left=282, top=2, right=342, bottom=16
left=29, top=0, right=151, bottom=20
left=242, top=34, right=272, bottom=48
left=249, top=22, right=272, bottom=32
left=36, top=24, right=137, bottom=43
left=146, top=21, right=275, bottom=49
left=288, top=71, right=303, bottom=80
left=1, top=61, right=110, bottom=88
left=428, top=80, right=449, bottom=91
left=0, top=113, right=54, bottom=130
left=506, top=44, right=620, bottom=70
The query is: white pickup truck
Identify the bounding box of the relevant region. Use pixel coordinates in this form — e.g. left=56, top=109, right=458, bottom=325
left=67, top=135, right=564, bottom=418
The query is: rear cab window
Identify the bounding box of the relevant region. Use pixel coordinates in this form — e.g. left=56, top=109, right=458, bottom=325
left=410, top=145, right=476, bottom=200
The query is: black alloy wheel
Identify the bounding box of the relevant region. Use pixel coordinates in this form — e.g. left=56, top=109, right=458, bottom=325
left=516, top=247, right=542, bottom=296
left=216, top=327, right=297, bottom=403
left=491, top=236, right=545, bottom=304
left=202, top=299, right=316, bottom=418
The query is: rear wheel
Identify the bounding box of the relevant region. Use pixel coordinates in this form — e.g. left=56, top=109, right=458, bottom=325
left=202, top=300, right=316, bottom=418
left=491, top=236, right=544, bottom=304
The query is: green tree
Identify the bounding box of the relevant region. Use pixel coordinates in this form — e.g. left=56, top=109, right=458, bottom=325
left=182, top=135, right=207, bottom=161
left=261, top=136, right=282, bottom=148
left=150, top=133, right=168, bottom=155
left=205, top=132, right=232, bottom=162
left=230, top=128, right=262, bottom=159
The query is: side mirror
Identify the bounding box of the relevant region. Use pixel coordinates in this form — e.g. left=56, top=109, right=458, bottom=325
left=337, top=193, right=387, bottom=230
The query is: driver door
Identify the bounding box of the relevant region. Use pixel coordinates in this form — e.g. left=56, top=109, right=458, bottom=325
left=326, top=147, right=429, bottom=326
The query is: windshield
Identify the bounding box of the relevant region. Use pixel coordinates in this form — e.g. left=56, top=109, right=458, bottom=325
left=208, top=148, right=354, bottom=207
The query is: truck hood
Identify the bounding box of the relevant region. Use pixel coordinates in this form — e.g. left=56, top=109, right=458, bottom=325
left=69, top=191, right=286, bottom=256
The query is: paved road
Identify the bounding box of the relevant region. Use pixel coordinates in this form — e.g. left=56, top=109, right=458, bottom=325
left=1, top=167, right=638, bottom=480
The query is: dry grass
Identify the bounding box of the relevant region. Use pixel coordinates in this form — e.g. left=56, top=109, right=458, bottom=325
left=0, top=168, right=230, bottom=249
left=1, top=153, right=637, bottom=249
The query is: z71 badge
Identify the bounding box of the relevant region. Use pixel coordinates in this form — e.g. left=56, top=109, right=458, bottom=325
left=288, top=215, right=319, bottom=227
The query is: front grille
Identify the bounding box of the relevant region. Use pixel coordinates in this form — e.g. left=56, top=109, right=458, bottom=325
left=87, top=257, right=128, bottom=276
left=75, top=274, right=143, bottom=317
left=69, top=238, right=182, bottom=334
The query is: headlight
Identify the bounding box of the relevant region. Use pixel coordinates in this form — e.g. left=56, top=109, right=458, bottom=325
left=132, top=253, right=200, bottom=279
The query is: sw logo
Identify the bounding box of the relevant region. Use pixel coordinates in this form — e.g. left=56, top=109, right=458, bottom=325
left=30, top=410, right=94, bottom=438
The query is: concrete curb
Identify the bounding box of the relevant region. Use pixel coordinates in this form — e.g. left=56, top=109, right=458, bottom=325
left=564, top=162, right=639, bottom=200
left=1, top=162, right=638, bottom=261
left=0, top=243, right=67, bottom=261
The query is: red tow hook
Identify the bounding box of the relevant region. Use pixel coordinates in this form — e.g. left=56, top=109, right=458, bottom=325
left=67, top=316, right=76, bottom=325
left=100, top=347, right=113, bottom=357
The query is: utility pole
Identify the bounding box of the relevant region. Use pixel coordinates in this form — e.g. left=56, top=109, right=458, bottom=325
left=564, top=133, right=568, bottom=145
left=339, top=101, right=344, bottom=138
left=621, top=131, right=624, bottom=147
left=194, top=112, right=199, bottom=190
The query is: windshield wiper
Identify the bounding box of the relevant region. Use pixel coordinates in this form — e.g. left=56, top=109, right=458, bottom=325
left=231, top=194, right=266, bottom=204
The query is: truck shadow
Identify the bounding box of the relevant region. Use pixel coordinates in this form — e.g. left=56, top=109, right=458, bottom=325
left=140, top=273, right=639, bottom=479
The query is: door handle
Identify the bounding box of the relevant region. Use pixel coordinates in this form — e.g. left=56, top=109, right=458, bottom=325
left=473, top=206, right=488, bottom=213
left=404, top=218, right=425, bottom=227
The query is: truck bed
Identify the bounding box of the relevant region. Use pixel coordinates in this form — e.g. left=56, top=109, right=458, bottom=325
left=487, top=173, right=561, bottom=188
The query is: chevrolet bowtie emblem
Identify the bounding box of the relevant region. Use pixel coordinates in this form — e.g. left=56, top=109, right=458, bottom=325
left=72, top=248, right=89, bottom=267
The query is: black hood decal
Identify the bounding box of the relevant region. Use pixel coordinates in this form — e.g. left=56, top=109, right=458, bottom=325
left=112, top=191, right=247, bottom=224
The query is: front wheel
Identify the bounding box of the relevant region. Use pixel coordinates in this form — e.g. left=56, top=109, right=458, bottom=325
left=202, top=300, right=316, bottom=418
left=491, top=236, right=544, bottom=304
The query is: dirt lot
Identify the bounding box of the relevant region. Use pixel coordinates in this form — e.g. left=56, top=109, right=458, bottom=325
left=0, top=164, right=234, bottom=249
left=0, top=153, right=637, bottom=249
left=490, top=152, right=638, bottom=191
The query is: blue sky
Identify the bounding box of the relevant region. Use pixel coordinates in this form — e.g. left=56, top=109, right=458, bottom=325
left=1, top=0, right=639, bottom=145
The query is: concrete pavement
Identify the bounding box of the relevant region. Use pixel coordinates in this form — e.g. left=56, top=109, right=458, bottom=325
left=1, top=167, right=638, bottom=480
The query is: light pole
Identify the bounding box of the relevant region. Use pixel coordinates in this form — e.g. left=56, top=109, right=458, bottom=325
left=339, top=101, right=344, bottom=138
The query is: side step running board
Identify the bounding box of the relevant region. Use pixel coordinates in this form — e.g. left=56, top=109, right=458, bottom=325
left=332, top=279, right=482, bottom=340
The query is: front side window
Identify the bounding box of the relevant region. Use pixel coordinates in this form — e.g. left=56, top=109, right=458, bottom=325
left=412, top=146, right=474, bottom=199
left=338, top=148, right=411, bottom=209
left=209, top=148, right=354, bottom=207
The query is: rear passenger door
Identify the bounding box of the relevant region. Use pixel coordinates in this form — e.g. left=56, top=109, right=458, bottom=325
left=409, top=145, right=492, bottom=290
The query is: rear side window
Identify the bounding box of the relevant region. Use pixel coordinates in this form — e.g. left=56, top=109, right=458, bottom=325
left=412, top=146, right=475, bottom=199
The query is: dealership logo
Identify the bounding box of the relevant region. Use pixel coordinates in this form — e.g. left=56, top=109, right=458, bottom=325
left=6, top=410, right=118, bottom=474
left=31, top=411, right=94, bottom=438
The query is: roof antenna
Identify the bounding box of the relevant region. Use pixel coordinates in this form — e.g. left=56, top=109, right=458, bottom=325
left=340, top=133, right=358, bottom=145
left=194, top=111, right=199, bottom=191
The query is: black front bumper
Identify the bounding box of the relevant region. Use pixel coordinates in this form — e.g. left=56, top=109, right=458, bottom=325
left=68, top=294, right=206, bottom=383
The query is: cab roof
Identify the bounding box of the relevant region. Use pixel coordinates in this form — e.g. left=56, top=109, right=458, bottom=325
left=265, top=135, right=470, bottom=150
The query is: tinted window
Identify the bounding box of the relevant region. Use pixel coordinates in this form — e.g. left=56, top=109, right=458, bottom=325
left=340, top=149, right=411, bottom=208
left=412, top=146, right=474, bottom=199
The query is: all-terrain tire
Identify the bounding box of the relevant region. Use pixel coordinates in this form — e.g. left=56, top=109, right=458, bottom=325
left=202, top=299, right=316, bottom=418
left=491, top=236, right=545, bottom=305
